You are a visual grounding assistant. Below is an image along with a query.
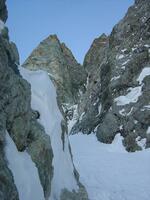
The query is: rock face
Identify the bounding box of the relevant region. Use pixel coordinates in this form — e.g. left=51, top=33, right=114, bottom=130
left=23, top=35, right=86, bottom=106
left=71, top=34, right=109, bottom=134
left=0, top=1, right=18, bottom=199
left=71, top=0, right=150, bottom=152
left=0, top=0, right=7, bottom=22
left=0, top=0, right=53, bottom=199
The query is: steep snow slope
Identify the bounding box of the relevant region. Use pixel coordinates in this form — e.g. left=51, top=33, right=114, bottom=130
left=70, top=133, right=150, bottom=200
left=5, top=132, right=44, bottom=200
left=19, top=67, right=78, bottom=199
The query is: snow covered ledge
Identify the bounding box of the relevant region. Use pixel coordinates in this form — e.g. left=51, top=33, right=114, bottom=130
left=18, top=67, right=88, bottom=200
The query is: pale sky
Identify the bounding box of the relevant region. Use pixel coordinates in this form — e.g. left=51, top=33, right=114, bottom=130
left=6, top=0, right=134, bottom=64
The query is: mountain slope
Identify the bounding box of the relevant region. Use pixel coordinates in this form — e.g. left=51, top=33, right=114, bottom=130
left=71, top=0, right=150, bottom=152
left=23, top=35, right=87, bottom=106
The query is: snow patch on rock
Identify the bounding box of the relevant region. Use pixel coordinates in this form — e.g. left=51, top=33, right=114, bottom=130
left=122, top=59, right=130, bottom=66
left=111, top=75, right=120, bottom=81
left=137, top=67, right=150, bottom=84
left=136, top=137, right=146, bottom=150
left=147, top=127, right=150, bottom=134
left=96, top=103, right=102, bottom=116
left=114, top=86, right=142, bottom=106
left=119, top=107, right=134, bottom=116
left=116, top=54, right=125, bottom=60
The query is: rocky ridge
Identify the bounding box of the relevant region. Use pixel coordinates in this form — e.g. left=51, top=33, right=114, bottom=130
left=23, top=35, right=86, bottom=107
left=71, top=0, right=150, bottom=152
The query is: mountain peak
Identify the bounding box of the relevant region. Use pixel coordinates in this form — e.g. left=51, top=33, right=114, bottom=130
left=99, top=33, right=107, bottom=39
left=46, top=34, right=59, bottom=42
left=83, top=33, right=109, bottom=71
left=23, top=34, right=86, bottom=105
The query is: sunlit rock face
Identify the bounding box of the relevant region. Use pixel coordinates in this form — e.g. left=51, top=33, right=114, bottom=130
left=71, top=0, right=150, bottom=152
left=23, top=35, right=87, bottom=106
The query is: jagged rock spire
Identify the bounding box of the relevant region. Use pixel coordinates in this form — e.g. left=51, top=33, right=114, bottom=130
left=23, top=34, right=87, bottom=105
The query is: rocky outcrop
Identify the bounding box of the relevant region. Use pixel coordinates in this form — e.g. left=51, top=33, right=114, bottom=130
left=23, top=35, right=86, bottom=107
left=71, top=34, right=109, bottom=134
left=0, top=0, right=7, bottom=22
left=0, top=1, right=19, bottom=199
left=60, top=185, right=89, bottom=200
left=0, top=1, right=53, bottom=199
left=71, top=0, right=150, bottom=152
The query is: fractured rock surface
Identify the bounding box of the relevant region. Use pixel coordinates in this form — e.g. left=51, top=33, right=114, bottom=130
left=71, top=0, right=150, bottom=152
